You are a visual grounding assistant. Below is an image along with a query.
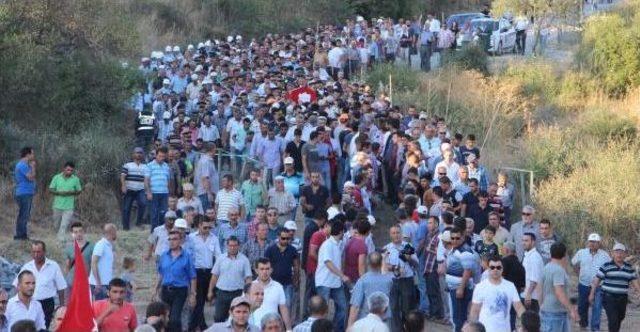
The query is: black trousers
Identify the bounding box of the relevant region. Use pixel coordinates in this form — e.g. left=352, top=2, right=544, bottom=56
left=516, top=30, right=526, bottom=54
left=38, top=297, right=55, bottom=329
left=161, top=286, right=188, bottom=332
left=390, top=277, right=417, bottom=332
left=214, top=288, right=243, bottom=323
left=425, top=271, right=443, bottom=319
left=603, top=292, right=628, bottom=332
left=188, top=269, right=212, bottom=331
left=303, top=271, right=317, bottom=318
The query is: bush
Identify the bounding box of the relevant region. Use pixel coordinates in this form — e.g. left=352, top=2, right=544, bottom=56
left=365, top=63, right=420, bottom=94
left=534, top=143, right=640, bottom=252
left=500, top=61, right=559, bottom=100
left=442, top=45, right=489, bottom=75
left=556, top=71, right=597, bottom=111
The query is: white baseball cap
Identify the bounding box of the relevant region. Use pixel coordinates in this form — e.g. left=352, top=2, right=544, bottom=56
left=439, top=230, right=452, bottom=242
left=587, top=233, right=601, bottom=242
left=613, top=243, right=626, bottom=251
left=416, top=205, right=428, bottom=216
left=284, top=220, right=297, bottom=231
left=162, top=78, right=170, bottom=85
left=284, top=157, right=294, bottom=165
left=174, top=218, right=188, bottom=229
left=367, top=215, right=376, bottom=226
left=327, top=206, right=340, bottom=220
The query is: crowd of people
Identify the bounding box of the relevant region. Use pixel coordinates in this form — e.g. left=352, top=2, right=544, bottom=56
left=4, top=11, right=640, bottom=332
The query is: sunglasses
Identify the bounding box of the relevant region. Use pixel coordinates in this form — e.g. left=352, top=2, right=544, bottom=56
left=169, top=238, right=180, bottom=241
left=438, top=173, right=446, bottom=176
left=522, top=212, right=532, bottom=216
left=280, top=237, right=291, bottom=241
left=488, top=266, right=503, bottom=270
left=450, top=237, right=461, bottom=240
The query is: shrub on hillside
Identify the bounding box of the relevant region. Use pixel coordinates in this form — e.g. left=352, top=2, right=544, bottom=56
left=442, top=45, right=489, bottom=75
left=578, top=109, right=637, bottom=142
left=534, top=143, right=640, bottom=252
left=365, top=63, right=420, bottom=94
left=500, top=61, right=559, bottom=100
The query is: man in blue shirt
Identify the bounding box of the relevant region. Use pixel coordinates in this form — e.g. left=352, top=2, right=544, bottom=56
left=264, top=228, right=300, bottom=318
left=145, top=147, right=171, bottom=231
left=154, top=230, right=196, bottom=331
left=14, top=147, right=36, bottom=240
left=446, top=227, right=481, bottom=332
left=281, top=157, right=304, bottom=220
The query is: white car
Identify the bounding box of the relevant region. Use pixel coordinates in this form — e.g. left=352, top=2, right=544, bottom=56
left=460, top=18, right=517, bottom=55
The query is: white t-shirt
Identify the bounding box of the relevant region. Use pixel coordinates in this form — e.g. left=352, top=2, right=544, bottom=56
left=253, top=279, right=286, bottom=315
left=89, top=238, right=114, bottom=286
left=472, top=278, right=521, bottom=332
left=315, top=236, right=343, bottom=288
left=521, top=248, right=544, bottom=300
left=328, top=47, right=345, bottom=68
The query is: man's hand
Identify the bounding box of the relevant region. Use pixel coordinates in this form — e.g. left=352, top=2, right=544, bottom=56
left=524, top=294, right=532, bottom=307
left=189, top=293, right=196, bottom=307
left=121, top=185, right=127, bottom=195
left=341, top=275, right=351, bottom=284
left=107, top=303, right=120, bottom=314
left=570, top=307, right=579, bottom=322
left=456, top=287, right=464, bottom=299
left=588, top=291, right=595, bottom=304
left=29, top=160, right=36, bottom=168
left=207, top=290, right=215, bottom=302
left=146, top=192, right=152, bottom=201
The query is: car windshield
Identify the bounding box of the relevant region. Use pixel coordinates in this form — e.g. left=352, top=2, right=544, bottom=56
left=448, top=14, right=484, bottom=27
left=470, top=20, right=497, bottom=33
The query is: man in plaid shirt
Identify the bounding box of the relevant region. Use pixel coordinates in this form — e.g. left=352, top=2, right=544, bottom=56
left=423, top=216, right=445, bottom=322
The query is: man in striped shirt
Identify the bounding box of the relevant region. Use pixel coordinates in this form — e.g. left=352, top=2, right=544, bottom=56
left=590, top=242, right=640, bottom=332
left=215, top=174, right=245, bottom=223
left=121, top=147, right=148, bottom=230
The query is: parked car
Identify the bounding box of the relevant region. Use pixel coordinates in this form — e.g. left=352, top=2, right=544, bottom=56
left=457, top=18, right=516, bottom=55
left=446, top=12, right=487, bottom=30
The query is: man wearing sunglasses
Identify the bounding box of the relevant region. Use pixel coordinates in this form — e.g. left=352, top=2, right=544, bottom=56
left=510, top=205, right=539, bottom=261
left=469, top=255, right=525, bottom=332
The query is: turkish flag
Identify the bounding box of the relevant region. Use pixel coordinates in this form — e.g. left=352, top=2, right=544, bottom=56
left=287, top=86, right=317, bottom=104
left=57, top=241, right=95, bottom=332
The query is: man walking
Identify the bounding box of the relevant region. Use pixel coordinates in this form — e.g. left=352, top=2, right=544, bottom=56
left=5, top=271, right=45, bottom=331
left=48, top=161, right=82, bottom=240
left=63, top=222, right=94, bottom=296
left=590, top=242, right=640, bottom=332
left=14, top=147, right=36, bottom=240
left=13, top=241, right=67, bottom=328
left=540, top=243, right=578, bottom=332
left=347, top=252, right=392, bottom=328
left=93, top=278, right=138, bottom=331
left=571, top=233, right=609, bottom=331
left=469, top=255, right=525, bottom=332
left=89, top=223, right=118, bottom=301
left=121, top=147, right=148, bottom=230
left=446, top=227, right=480, bottom=332
left=510, top=205, right=539, bottom=261
left=251, top=258, right=291, bottom=330
left=521, top=232, right=543, bottom=312
left=145, top=147, right=171, bottom=231
left=154, top=230, right=196, bottom=331
left=349, top=292, right=390, bottom=332
left=264, top=228, right=299, bottom=321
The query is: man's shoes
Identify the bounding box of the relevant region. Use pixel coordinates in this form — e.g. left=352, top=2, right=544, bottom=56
left=13, top=236, right=29, bottom=241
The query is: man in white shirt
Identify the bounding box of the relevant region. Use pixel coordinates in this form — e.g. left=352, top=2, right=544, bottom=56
left=6, top=271, right=46, bottom=331
left=521, top=232, right=544, bottom=312
left=469, top=255, right=525, bottom=332
left=13, top=241, right=66, bottom=329
left=251, top=258, right=291, bottom=330
left=90, top=223, right=118, bottom=301
left=315, top=220, right=348, bottom=332
left=348, top=292, right=390, bottom=332
left=571, top=233, right=610, bottom=330
left=327, top=40, right=345, bottom=80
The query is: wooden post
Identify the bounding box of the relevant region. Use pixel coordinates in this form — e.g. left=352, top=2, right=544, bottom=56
left=389, top=74, right=393, bottom=107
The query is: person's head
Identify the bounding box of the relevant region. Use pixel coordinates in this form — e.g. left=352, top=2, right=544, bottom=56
left=228, top=207, right=240, bottom=224
left=310, top=171, right=321, bottom=185
left=103, top=223, right=118, bottom=241
left=274, top=176, right=285, bottom=191
left=247, top=282, right=264, bottom=309
left=449, top=227, right=464, bottom=248
left=308, top=295, right=328, bottom=318
left=222, top=174, right=234, bottom=189
left=487, top=255, right=503, bottom=281
left=521, top=205, right=535, bottom=222
left=465, top=218, right=475, bottom=236
left=468, top=178, right=479, bottom=194
left=550, top=242, right=567, bottom=261
left=462, top=321, right=486, bottom=332
left=107, top=278, right=127, bottom=305
left=198, top=219, right=213, bottom=235
left=255, top=222, right=268, bottom=241
left=155, top=146, right=168, bottom=162
left=403, top=310, right=425, bottom=332
left=539, top=219, right=552, bottom=237
left=612, top=243, right=627, bottom=263
left=266, top=207, right=278, bottom=225
left=256, top=258, right=273, bottom=282
left=260, top=312, right=284, bottom=332
left=10, top=320, right=37, bottom=332
left=427, top=216, right=439, bottom=233
left=389, top=224, right=402, bottom=244
left=483, top=225, right=496, bottom=242
left=522, top=232, right=536, bottom=251
left=587, top=233, right=601, bottom=251
left=62, top=161, right=75, bottom=177
left=16, top=270, right=35, bottom=299
left=50, top=305, right=67, bottom=331
left=30, top=240, right=46, bottom=263
left=146, top=301, right=169, bottom=322
left=330, top=220, right=345, bottom=240
left=488, top=212, right=501, bottom=228
left=229, top=297, right=251, bottom=326
left=367, top=291, right=389, bottom=316
left=519, top=310, right=540, bottom=332
left=182, top=182, right=194, bottom=198
left=205, top=208, right=216, bottom=222
left=0, top=289, right=8, bottom=315
left=227, top=236, right=240, bottom=255
left=123, top=257, right=136, bottom=272
left=255, top=205, right=267, bottom=221
left=20, top=146, right=35, bottom=161
left=69, top=221, right=85, bottom=242
left=356, top=216, right=372, bottom=236
left=168, top=230, right=182, bottom=250
left=310, top=318, right=334, bottom=332
left=250, top=169, right=260, bottom=182
left=168, top=196, right=178, bottom=209
left=502, top=241, right=516, bottom=256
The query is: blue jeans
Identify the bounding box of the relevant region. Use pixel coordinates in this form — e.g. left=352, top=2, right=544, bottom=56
left=150, top=193, right=168, bottom=231
left=541, top=311, right=570, bottom=332
left=449, top=288, right=472, bottom=332
left=283, top=284, right=294, bottom=315
left=417, top=256, right=429, bottom=312
left=317, top=285, right=347, bottom=332
left=578, top=284, right=602, bottom=330
left=14, top=194, right=33, bottom=239
left=122, top=190, right=146, bottom=230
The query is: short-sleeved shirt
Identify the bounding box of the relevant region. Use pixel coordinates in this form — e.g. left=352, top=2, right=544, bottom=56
left=48, top=173, right=82, bottom=210
left=14, top=259, right=67, bottom=300
left=315, top=236, right=343, bottom=289
left=282, top=171, right=304, bottom=198
left=596, top=260, right=638, bottom=295
left=211, top=253, right=252, bottom=291
left=5, top=295, right=45, bottom=331
left=121, top=161, right=147, bottom=191
left=344, top=237, right=368, bottom=282
left=92, top=299, right=138, bottom=332
left=301, top=142, right=321, bottom=173
left=146, top=160, right=171, bottom=194
left=350, top=271, right=393, bottom=319
left=195, top=155, right=219, bottom=196
left=264, top=244, right=298, bottom=286
left=306, top=230, right=328, bottom=275
left=240, top=180, right=265, bottom=216
left=571, top=248, right=610, bottom=286
left=300, top=185, right=329, bottom=218
left=253, top=279, right=286, bottom=316
left=217, top=222, right=249, bottom=249
left=472, top=279, right=521, bottom=332
left=148, top=225, right=171, bottom=256
left=89, top=238, right=114, bottom=286
left=215, top=188, right=244, bottom=221
left=521, top=248, right=544, bottom=300
left=157, top=249, right=196, bottom=287
left=302, top=222, right=320, bottom=270
left=540, top=261, right=570, bottom=313
left=446, top=244, right=480, bottom=289
left=474, top=241, right=499, bottom=258
left=14, top=160, right=35, bottom=195
left=64, top=241, right=94, bottom=285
